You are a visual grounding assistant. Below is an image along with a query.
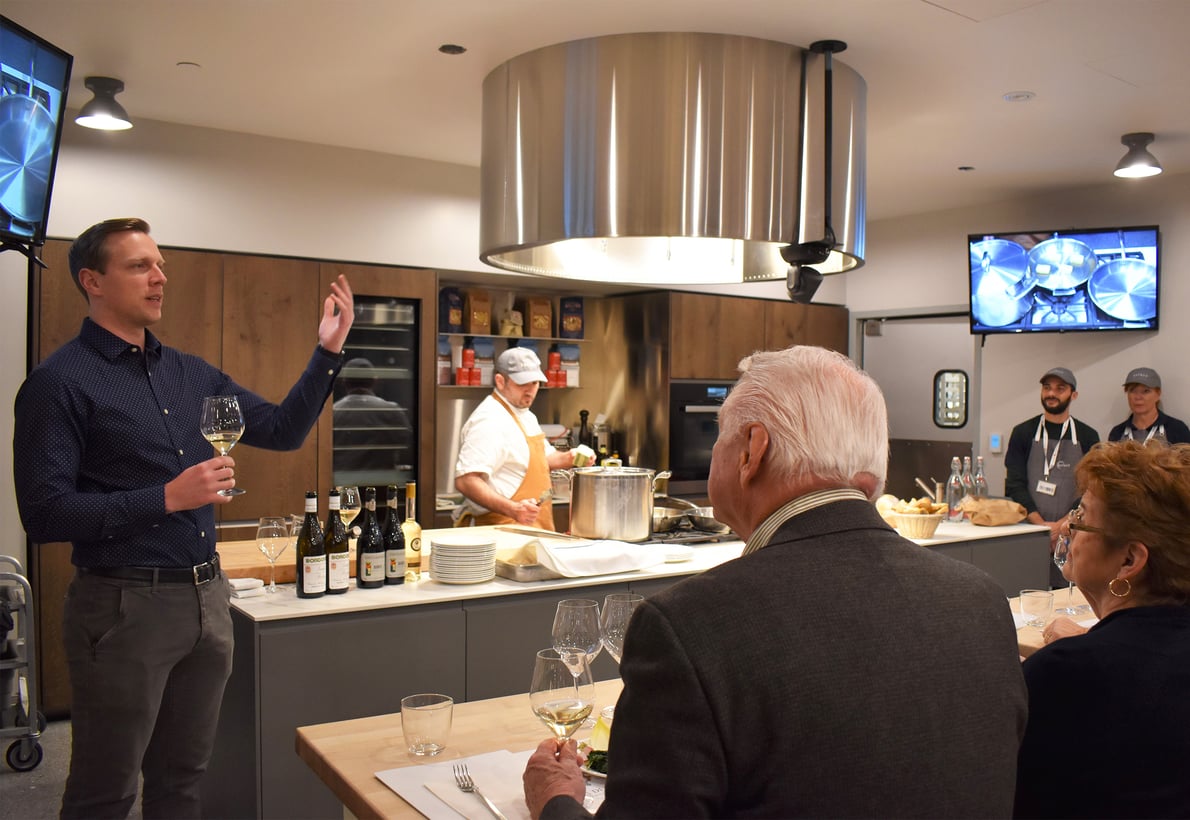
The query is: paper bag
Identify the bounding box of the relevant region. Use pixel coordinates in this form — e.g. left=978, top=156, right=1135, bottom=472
left=960, top=497, right=1027, bottom=526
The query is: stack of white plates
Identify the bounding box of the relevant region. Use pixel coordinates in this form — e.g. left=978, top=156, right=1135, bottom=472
left=429, top=535, right=497, bottom=584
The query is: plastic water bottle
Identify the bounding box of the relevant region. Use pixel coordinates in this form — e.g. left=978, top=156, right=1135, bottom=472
left=946, top=457, right=965, bottom=522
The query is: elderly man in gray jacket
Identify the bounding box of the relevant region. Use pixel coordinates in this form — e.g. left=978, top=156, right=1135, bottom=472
left=524, top=345, right=1027, bottom=819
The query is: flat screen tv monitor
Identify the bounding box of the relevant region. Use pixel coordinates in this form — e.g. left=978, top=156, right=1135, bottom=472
left=968, top=225, right=1159, bottom=335
left=0, top=15, right=73, bottom=248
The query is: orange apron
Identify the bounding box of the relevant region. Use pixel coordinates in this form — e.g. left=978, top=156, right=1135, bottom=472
left=470, top=393, right=555, bottom=531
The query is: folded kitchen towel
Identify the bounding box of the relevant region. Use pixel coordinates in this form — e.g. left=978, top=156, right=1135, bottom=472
left=229, top=577, right=265, bottom=591
left=231, top=585, right=268, bottom=599
left=535, top=538, right=668, bottom=577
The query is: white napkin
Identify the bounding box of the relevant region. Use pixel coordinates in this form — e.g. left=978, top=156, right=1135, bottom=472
left=229, top=577, right=264, bottom=591
left=535, top=539, right=668, bottom=577
left=231, top=585, right=267, bottom=599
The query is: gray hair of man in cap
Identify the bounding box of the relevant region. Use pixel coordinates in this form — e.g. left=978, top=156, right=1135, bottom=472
left=718, top=345, right=889, bottom=499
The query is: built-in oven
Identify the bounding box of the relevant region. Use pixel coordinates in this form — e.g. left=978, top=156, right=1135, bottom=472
left=668, top=381, right=732, bottom=496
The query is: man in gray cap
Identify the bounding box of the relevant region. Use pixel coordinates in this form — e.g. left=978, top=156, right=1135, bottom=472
left=1107, top=367, right=1190, bottom=445
left=1005, top=367, right=1100, bottom=587
left=454, top=347, right=576, bottom=530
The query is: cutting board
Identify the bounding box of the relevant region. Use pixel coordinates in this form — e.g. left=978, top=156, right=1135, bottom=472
left=217, top=539, right=357, bottom=585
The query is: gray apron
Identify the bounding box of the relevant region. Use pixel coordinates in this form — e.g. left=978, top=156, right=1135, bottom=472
left=1026, top=417, right=1081, bottom=588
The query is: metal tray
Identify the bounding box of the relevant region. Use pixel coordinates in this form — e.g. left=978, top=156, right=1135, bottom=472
left=495, top=560, right=563, bottom=582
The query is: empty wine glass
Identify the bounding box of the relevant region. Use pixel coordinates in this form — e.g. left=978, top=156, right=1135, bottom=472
left=200, top=394, right=246, bottom=496
left=552, top=599, right=602, bottom=679
left=600, top=592, right=644, bottom=665
left=1053, top=532, right=1089, bottom=616
left=529, top=648, right=595, bottom=744
left=256, top=516, right=290, bottom=593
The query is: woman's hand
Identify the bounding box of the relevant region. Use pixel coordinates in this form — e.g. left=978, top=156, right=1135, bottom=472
left=1042, top=616, right=1088, bottom=645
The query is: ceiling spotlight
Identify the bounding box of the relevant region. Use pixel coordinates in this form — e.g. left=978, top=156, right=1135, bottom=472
left=75, top=76, right=133, bottom=131
left=1114, top=132, right=1162, bottom=178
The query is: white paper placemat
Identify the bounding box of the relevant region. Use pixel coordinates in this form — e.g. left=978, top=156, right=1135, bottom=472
left=376, top=749, right=604, bottom=818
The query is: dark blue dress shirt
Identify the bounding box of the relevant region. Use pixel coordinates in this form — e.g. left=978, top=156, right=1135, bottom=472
left=14, top=318, right=342, bottom=568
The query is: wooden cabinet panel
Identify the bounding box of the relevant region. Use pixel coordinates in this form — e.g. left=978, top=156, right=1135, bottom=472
left=668, top=292, right=767, bottom=380
left=764, top=301, right=850, bottom=354
left=220, top=255, right=321, bottom=524
left=35, top=240, right=223, bottom=365
left=319, top=262, right=438, bottom=525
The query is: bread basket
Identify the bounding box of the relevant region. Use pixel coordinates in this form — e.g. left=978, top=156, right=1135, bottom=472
left=893, top=513, right=945, bottom=540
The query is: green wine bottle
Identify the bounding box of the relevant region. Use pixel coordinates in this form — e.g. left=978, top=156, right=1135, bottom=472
left=383, top=485, right=406, bottom=585
left=295, top=491, right=326, bottom=599
left=324, top=489, right=350, bottom=595
left=355, top=487, right=385, bottom=589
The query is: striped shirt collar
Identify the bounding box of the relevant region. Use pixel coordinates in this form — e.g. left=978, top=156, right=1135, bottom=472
left=742, top=488, right=870, bottom=556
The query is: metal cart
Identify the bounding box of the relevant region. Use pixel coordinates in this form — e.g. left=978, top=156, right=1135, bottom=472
left=1, top=555, right=44, bottom=771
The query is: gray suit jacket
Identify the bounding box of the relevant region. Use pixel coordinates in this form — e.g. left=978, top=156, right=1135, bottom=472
left=544, top=499, right=1027, bottom=819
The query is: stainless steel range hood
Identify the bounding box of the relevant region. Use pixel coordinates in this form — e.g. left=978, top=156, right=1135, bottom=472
left=480, top=32, right=866, bottom=286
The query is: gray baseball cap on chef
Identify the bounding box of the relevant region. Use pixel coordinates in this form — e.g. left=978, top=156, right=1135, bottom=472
left=1040, top=367, right=1077, bottom=390
left=496, top=347, right=547, bottom=384
left=1124, top=367, right=1161, bottom=389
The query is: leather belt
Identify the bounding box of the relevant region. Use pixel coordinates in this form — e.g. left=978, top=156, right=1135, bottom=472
left=79, top=554, right=221, bottom=586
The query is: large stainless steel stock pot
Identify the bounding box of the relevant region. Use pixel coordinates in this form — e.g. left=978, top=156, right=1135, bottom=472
left=567, top=467, right=671, bottom=542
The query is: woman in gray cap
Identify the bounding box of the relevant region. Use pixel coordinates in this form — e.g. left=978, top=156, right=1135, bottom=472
left=1107, top=367, right=1190, bottom=445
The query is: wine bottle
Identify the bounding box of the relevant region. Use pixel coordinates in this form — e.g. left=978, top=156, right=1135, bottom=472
left=295, top=491, right=326, bottom=599
left=355, top=487, right=385, bottom=589
left=402, top=481, right=422, bottom=582
left=578, top=409, right=593, bottom=448
left=324, top=489, right=350, bottom=595
left=383, top=484, right=406, bottom=585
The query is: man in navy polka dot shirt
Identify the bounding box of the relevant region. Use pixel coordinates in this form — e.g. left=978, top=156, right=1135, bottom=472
left=13, top=217, right=354, bottom=819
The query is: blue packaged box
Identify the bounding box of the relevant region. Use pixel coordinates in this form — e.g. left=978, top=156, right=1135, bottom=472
left=559, top=296, right=584, bottom=339
left=439, top=287, right=464, bottom=333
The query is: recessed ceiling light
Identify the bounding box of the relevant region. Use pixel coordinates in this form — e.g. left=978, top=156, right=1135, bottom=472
left=438, top=44, right=466, bottom=55
left=1002, top=90, right=1035, bottom=103
left=176, top=61, right=201, bottom=71
left=958, top=166, right=976, bottom=172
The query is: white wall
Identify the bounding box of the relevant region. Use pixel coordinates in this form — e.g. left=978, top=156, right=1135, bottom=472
left=848, top=171, right=1190, bottom=496
left=5, top=116, right=1183, bottom=560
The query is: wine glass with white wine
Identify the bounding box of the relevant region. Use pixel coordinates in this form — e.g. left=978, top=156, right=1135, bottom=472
left=200, top=395, right=246, bottom=496
left=256, top=516, right=290, bottom=593
left=529, top=648, right=595, bottom=745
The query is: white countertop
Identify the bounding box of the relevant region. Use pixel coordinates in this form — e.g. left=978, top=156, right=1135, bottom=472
left=229, top=520, right=1048, bottom=623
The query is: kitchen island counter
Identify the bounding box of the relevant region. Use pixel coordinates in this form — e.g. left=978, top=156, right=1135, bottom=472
left=207, top=520, right=1048, bottom=818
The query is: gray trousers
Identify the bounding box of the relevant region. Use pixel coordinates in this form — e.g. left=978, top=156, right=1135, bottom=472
left=60, top=570, right=233, bottom=820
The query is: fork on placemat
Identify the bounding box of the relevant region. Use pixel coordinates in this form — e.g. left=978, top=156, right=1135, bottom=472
left=453, top=763, right=509, bottom=820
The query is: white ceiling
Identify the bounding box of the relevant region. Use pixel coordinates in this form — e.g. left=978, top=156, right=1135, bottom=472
left=7, top=0, right=1190, bottom=222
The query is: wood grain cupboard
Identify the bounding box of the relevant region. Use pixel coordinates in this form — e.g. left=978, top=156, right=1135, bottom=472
left=669, top=291, right=849, bottom=380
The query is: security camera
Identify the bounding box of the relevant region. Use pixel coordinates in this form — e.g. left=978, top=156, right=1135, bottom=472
left=786, top=264, right=823, bottom=303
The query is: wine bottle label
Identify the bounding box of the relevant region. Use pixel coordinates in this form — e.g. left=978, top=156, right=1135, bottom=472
left=385, top=550, right=405, bottom=578
left=360, top=555, right=384, bottom=582
left=328, top=556, right=349, bottom=589
left=302, top=555, right=327, bottom=594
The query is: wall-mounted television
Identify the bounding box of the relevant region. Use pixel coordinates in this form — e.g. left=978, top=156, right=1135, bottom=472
left=968, top=225, right=1159, bottom=335
left=0, top=15, right=73, bottom=248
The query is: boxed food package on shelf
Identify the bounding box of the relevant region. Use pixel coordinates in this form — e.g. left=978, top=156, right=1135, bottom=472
left=436, top=339, right=452, bottom=385
left=464, top=289, right=492, bottom=335
left=558, top=344, right=580, bottom=388
left=559, top=296, right=584, bottom=339
left=518, top=295, right=553, bottom=338
left=439, top=287, right=464, bottom=333
left=473, top=338, right=496, bottom=386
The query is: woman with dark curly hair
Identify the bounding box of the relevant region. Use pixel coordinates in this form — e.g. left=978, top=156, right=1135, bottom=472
left=1014, top=440, right=1190, bottom=819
